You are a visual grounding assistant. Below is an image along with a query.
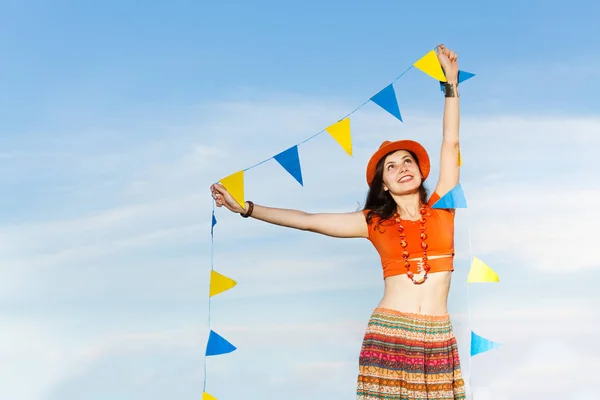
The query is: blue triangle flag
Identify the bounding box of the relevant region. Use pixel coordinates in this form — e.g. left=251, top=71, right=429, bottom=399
left=439, top=70, right=476, bottom=91
left=432, top=183, right=467, bottom=209
left=470, top=331, right=501, bottom=356
left=274, top=145, right=303, bottom=186
left=370, top=84, right=402, bottom=122
left=211, top=213, right=217, bottom=235
left=206, top=330, right=237, bottom=356
left=458, top=70, right=476, bottom=83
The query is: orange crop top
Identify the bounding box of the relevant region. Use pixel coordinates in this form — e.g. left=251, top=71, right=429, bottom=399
left=363, top=192, right=455, bottom=279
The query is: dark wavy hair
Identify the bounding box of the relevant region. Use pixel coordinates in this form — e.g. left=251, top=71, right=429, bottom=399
left=363, top=149, right=429, bottom=228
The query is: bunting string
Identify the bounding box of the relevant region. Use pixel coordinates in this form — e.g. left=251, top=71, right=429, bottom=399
left=204, top=45, right=499, bottom=399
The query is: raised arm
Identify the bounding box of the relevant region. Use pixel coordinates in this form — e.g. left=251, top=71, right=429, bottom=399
left=210, top=183, right=369, bottom=239
left=434, top=44, right=460, bottom=197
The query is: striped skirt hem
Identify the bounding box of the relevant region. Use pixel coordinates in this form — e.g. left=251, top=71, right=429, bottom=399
left=357, top=307, right=466, bottom=399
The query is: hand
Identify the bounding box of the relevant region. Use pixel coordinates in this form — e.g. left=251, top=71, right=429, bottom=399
left=436, top=44, right=459, bottom=82
left=210, top=183, right=245, bottom=214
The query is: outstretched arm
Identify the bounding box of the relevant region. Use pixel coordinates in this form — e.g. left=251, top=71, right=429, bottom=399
left=246, top=202, right=368, bottom=238
left=210, top=183, right=368, bottom=239
left=434, top=44, right=460, bottom=197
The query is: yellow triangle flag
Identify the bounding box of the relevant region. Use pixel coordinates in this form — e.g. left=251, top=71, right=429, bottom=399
left=219, top=170, right=245, bottom=209
left=209, top=270, right=237, bottom=297
left=202, top=392, right=218, bottom=400
left=467, top=257, right=499, bottom=283
left=413, top=49, right=447, bottom=82
left=458, top=147, right=462, bottom=166
left=325, top=118, right=352, bottom=156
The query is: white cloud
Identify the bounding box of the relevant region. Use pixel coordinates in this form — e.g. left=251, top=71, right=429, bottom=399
left=71, top=328, right=205, bottom=366
left=462, top=184, right=600, bottom=273
left=475, top=341, right=600, bottom=399
left=0, top=318, right=77, bottom=400
left=0, top=319, right=361, bottom=400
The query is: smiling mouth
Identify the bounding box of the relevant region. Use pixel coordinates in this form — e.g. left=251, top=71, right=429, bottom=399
left=398, top=175, right=413, bottom=183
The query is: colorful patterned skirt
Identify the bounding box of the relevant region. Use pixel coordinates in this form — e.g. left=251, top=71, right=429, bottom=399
left=357, top=307, right=466, bottom=400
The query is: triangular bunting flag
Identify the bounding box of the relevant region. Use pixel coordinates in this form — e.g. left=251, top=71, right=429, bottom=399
left=470, top=331, right=501, bottom=356
left=458, top=70, right=476, bottom=83
left=439, top=70, right=477, bottom=91
left=210, top=270, right=237, bottom=297
left=206, top=330, right=237, bottom=356
left=211, top=212, right=217, bottom=235
left=203, top=392, right=218, bottom=400
left=458, top=147, right=462, bottom=166
left=414, top=49, right=446, bottom=82
left=370, top=84, right=402, bottom=122
left=325, top=118, right=352, bottom=156
left=274, top=145, right=304, bottom=186
left=432, top=183, right=467, bottom=209
left=467, top=257, right=499, bottom=283
left=219, top=170, right=245, bottom=209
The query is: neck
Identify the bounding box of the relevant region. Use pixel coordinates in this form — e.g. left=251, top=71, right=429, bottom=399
left=392, top=192, right=422, bottom=220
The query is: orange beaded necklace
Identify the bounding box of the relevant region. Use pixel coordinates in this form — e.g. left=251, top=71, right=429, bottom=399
left=393, top=204, right=430, bottom=285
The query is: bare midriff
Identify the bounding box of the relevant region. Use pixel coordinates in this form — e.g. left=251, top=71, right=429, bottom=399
left=377, top=254, right=452, bottom=315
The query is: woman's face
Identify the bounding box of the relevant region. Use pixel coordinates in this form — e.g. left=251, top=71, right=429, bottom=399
left=381, top=150, right=423, bottom=195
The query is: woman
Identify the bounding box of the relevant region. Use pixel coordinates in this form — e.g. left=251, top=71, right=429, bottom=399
left=210, top=44, right=465, bottom=400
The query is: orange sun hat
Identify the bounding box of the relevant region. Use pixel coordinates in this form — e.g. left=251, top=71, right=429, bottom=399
left=366, top=140, right=431, bottom=185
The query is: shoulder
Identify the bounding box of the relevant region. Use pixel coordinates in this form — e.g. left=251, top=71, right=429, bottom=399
left=362, top=208, right=381, bottom=224
left=361, top=208, right=394, bottom=239
left=428, top=191, right=441, bottom=206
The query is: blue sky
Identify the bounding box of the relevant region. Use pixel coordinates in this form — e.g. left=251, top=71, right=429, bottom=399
left=1, top=1, right=599, bottom=399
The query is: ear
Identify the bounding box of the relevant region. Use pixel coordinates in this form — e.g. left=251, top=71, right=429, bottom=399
left=383, top=184, right=389, bottom=191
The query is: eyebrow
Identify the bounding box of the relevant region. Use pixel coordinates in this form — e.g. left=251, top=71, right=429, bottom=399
left=385, top=155, right=411, bottom=166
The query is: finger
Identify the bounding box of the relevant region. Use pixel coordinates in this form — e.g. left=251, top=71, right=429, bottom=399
left=212, top=185, right=224, bottom=196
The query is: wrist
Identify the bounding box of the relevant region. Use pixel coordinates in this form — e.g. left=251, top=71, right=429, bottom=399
left=240, top=201, right=254, bottom=218
left=443, top=81, right=459, bottom=98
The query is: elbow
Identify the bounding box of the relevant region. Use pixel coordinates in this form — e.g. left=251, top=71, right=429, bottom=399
left=442, top=138, right=459, bottom=147
left=300, top=212, right=317, bottom=232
